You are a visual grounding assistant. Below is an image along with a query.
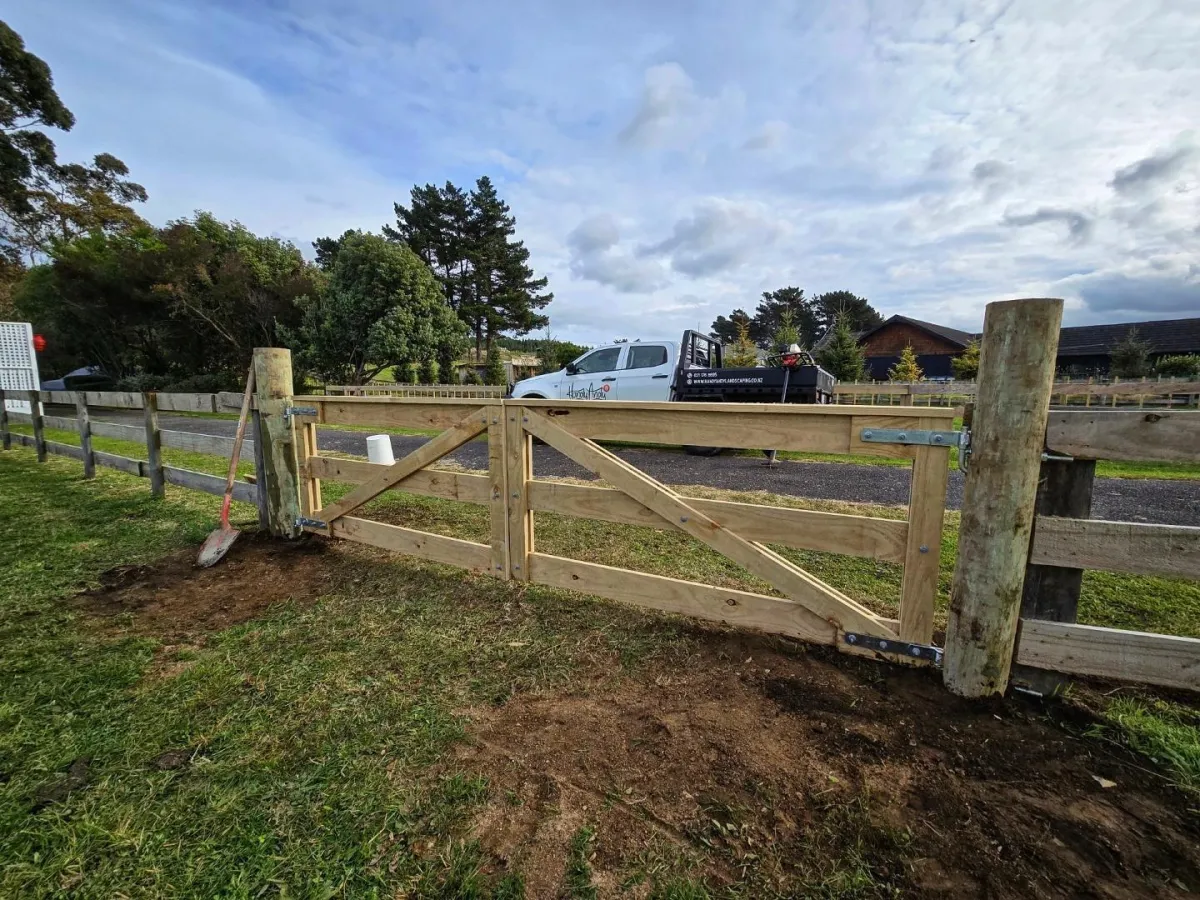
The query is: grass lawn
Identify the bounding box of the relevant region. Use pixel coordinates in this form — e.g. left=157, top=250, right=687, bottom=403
left=2, top=435, right=1198, bottom=897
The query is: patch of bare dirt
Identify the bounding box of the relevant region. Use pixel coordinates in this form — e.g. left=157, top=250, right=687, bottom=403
left=456, top=634, right=1200, bottom=899
left=73, top=532, right=331, bottom=639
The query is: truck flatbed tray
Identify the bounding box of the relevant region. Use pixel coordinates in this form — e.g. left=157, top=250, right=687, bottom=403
left=673, top=365, right=834, bottom=403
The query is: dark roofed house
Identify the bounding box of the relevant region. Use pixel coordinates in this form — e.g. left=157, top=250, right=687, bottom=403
left=854, top=315, right=976, bottom=380
left=813, top=313, right=1200, bottom=382
left=1055, top=317, right=1200, bottom=375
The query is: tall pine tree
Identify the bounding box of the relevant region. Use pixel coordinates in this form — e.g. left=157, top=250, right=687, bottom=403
left=387, top=177, right=552, bottom=355
left=752, top=287, right=817, bottom=349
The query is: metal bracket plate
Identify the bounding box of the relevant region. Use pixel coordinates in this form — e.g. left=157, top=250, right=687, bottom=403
left=844, top=632, right=943, bottom=665
left=296, top=516, right=327, bottom=529
left=859, top=427, right=961, bottom=447
left=283, top=405, right=319, bottom=422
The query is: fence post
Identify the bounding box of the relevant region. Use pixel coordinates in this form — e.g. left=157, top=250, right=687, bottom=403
left=250, top=410, right=269, bottom=528
left=27, top=390, right=46, bottom=462
left=75, top=393, right=95, bottom=478
left=142, top=392, right=165, bottom=498
left=1, top=389, right=9, bottom=450
left=252, top=347, right=302, bottom=538
left=943, top=298, right=1063, bottom=698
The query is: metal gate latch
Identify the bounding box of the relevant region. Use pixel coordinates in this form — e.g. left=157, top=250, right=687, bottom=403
left=283, top=405, right=319, bottom=422
left=844, top=632, right=943, bottom=665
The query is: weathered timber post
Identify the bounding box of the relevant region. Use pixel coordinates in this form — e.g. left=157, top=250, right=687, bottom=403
left=142, top=392, right=165, bottom=498
left=27, top=390, right=46, bottom=462
left=250, top=410, right=270, bottom=528
left=0, top=389, right=9, bottom=450
left=75, top=393, right=95, bottom=478
left=943, top=298, right=1063, bottom=698
left=252, top=348, right=302, bottom=538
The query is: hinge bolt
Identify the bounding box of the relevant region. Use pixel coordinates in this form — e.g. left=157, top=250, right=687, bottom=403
left=679, top=516, right=689, bottom=523
left=863, top=430, right=873, bottom=439
left=919, top=544, right=929, bottom=553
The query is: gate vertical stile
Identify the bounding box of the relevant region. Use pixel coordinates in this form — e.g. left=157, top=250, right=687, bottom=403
left=487, top=401, right=510, bottom=579
left=504, top=402, right=533, bottom=580
left=897, top=415, right=950, bottom=645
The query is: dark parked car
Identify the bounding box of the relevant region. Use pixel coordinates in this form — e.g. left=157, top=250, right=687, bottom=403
left=41, top=366, right=116, bottom=392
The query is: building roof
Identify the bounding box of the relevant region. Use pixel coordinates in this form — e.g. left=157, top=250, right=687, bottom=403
left=1056, top=317, right=1200, bottom=357
left=856, top=314, right=976, bottom=350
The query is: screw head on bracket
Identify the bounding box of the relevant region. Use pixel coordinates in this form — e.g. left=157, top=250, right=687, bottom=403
left=919, top=544, right=929, bottom=553
left=863, top=430, right=873, bottom=439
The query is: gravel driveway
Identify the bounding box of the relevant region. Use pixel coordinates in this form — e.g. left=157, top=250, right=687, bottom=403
left=95, top=411, right=1200, bottom=526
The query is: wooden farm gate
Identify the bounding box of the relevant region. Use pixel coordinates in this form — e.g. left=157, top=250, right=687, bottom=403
left=292, top=396, right=956, bottom=656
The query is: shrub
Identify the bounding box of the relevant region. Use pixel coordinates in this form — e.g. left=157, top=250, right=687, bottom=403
left=888, top=345, right=923, bottom=382
left=1155, top=354, right=1200, bottom=379
left=951, top=339, right=980, bottom=380
left=1110, top=328, right=1151, bottom=379
left=484, top=345, right=506, bottom=386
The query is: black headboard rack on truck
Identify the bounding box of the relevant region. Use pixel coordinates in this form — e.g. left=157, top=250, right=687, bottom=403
left=670, top=329, right=834, bottom=405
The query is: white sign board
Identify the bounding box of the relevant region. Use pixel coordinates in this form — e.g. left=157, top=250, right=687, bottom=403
left=0, top=321, right=41, bottom=414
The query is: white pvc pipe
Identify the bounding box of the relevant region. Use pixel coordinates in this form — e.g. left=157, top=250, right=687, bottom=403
left=366, top=434, right=395, bottom=465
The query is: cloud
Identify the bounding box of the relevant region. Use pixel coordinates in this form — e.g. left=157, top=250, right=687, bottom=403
left=8, top=0, right=1200, bottom=346
left=639, top=199, right=784, bottom=277
left=1110, top=145, right=1198, bottom=195
left=1002, top=207, right=1094, bottom=245
left=567, top=214, right=620, bottom=254
left=742, top=120, right=787, bottom=151
left=618, top=63, right=697, bottom=146
left=566, top=213, right=666, bottom=293
left=971, top=160, right=1008, bottom=183
left=1064, top=265, right=1200, bottom=316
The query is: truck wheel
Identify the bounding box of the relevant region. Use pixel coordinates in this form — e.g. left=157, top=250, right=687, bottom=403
left=683, top=445, right=724, bottom=457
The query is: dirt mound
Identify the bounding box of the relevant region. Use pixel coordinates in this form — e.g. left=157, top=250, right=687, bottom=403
left=457, top=635, right=1200, bottom=898
left=74, top=532, right=331, bottom=638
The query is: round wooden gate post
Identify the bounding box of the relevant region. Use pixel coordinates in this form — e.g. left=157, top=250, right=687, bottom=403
left=252, top=348, right=302, bottom=539
left=943, top=298, right=1063, bottom=698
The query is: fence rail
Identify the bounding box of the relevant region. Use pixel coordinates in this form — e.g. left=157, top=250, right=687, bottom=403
left=1, top=389, right=262, bottom=512
left=1013, top=402, right=1200, bottom=692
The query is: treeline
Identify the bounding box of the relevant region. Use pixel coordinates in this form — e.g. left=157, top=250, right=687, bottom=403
left=0, top=21, right=556, bottom=388
left=710, top=287, right=885, bottom=380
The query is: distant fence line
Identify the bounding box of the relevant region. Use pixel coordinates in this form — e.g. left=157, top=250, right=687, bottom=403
left=832, top=378, right=1200, bottom=409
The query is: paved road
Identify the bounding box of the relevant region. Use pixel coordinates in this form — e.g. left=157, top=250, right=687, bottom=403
left=96, top=411, right=1200, bottom=526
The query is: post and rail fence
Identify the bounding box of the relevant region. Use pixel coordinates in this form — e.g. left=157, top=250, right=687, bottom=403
left=2, top=311, right=1198, bottom=697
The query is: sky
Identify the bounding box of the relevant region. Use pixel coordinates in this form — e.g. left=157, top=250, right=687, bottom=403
left=9, top=0, right=1200, bottom=345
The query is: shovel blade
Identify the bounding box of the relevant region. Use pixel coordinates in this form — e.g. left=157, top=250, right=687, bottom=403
left=197, top=525, right=241, bottom=568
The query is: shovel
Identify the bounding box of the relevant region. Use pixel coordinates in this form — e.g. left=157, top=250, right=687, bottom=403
left=197, top=367, right=256, bottom=567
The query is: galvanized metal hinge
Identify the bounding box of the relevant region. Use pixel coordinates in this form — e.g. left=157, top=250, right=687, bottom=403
left=844, top=632, right=943, bottom=666
left=296, top=516, right=327, bottom=529
left=283, top=405, right=319, bottom=422
left=859, top=427, right=962, bottom=448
